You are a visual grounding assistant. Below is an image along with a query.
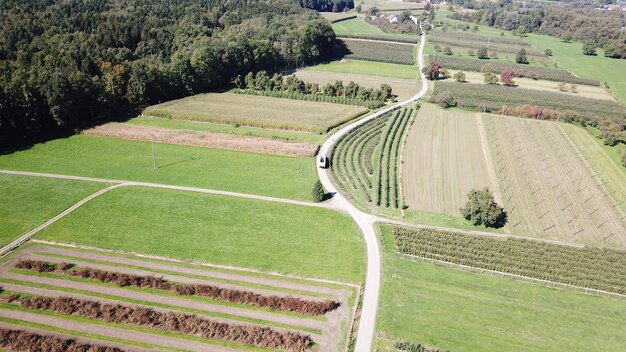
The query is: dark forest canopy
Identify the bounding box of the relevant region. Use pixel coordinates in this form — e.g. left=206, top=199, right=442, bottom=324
left=0, top=0, right=337, bottom=147
left=299, top=0, right=354, bottom=12
left=446, top=0, right=626, bottom=58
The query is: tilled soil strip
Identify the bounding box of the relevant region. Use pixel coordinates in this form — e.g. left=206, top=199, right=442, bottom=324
left=0, top=322, right=158, bottom=352
left=27, top=246, right=350, bottom=298
left=0, top=308, right=243, bottom=352
left=26, top=254, right=327, bottom=302
left=0, top=271, right=326, bottom=331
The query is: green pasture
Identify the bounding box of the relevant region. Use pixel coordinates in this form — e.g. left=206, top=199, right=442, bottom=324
left=304, top=60, right=419, bottom=79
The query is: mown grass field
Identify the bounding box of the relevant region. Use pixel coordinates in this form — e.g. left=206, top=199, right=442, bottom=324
left=304, top=59, right=419, bottom=79
left=331, top=16, right=420, bottom=42
left=143, top=92, right=368, bottom=133
left=484, top=115, right=626, bottom=248
left=127, top=117, right=326, bottom=144
left=0, top=135, right=317, bottom=201
left=403, top=104, right=493, bottom=216
left=0, top=174, right=104, bottom=247
left=34, top=187, right=365, bottom=283
left=526, top=34, right=626, bottom=104
left=376, top=224, right=626, bottom=352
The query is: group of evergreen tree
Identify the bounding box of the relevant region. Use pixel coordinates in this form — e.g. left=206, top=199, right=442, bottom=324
left=236, top=70, right=393, bottom=104
left=0, top=0, right=338, bottom=147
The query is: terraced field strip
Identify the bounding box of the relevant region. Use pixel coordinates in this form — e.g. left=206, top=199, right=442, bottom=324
left=331, top=108, right=415, bottom=211
left=403, top=104, right=492, bottom=215
left=0, top=244, right=357, bottom=352
left=484, top=115, right=626, bottom=248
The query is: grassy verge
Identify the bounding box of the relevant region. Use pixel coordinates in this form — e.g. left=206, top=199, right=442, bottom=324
left=0, top=174, right=104, bottom=247
left=0, top=135, right=317, bottom=200
left=376, top=224, right=626, bottom=352
left=401, top=210, right=504, bottom=233
left=34, top=187, right=365, bottom=283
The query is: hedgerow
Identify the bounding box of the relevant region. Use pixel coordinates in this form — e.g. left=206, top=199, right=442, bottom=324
left=430, top=55, right=600, bottom=86
left=392, top=226, right=626, bottom=294
left=15, top=260, right=339, bottom=316
left=0, top=328, right=126, bottom=352
left=341, top=39, right=416, bottom=65
left=7, top=294, right=312, bottom=351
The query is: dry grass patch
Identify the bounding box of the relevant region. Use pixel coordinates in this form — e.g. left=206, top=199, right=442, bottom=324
left=83, top=123, right=318, bottom=157
left=292, top=69, right=420, bottom=101
left=403, top=104, right=492, bottom=215
left=142, top=92, right=368, bottom=133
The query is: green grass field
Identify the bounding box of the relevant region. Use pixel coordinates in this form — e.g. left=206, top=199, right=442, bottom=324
left=0, top=135, right=317, bottom=201
left=331, top=16, right=420, bottom=42
left=376, top=225, right=626, bottom=352
left=304, top=60, right=419, bottom=79
left=34, top=187, right=365, bottom=283
left=525, top=34, right=626, bottom=104
left=126, top=117, right=325, bottom=144
left=0, top=174, right=104, bottom=247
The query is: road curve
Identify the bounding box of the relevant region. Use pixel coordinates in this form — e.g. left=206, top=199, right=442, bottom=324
left=317, top=30, right=429, bottom=352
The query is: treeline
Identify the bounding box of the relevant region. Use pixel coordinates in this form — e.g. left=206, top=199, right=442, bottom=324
left=299, top=0, right=354, bottom=12
left=448, top=1, right=626, bottom=58
left=7, top=294, right=312, bottom=351
left=16, top=259, right=339, bottom=316
left=0, top=0, right=337, bottom=147
left=0, top=327, right=126, bottom=352
left=234, top=70, right=393, bottom=108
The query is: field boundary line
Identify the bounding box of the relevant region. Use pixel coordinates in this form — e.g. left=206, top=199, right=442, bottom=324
left=0, top=183, right=127, bottom=257
left=29, top=239, right=360, bottom=289
left=377, top=218, right=586, bottom=248
left=393, top=251, right=626, bottom=299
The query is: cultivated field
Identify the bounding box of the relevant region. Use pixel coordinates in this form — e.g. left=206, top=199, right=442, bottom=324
left=0, top=135, right=317, bottom=200
left=304, top=59, right=419, bottom=79
left=84, top=123, right=319, bottom=157
left=142, top=92, right=368, bottom=133
left=332, top=17, right=419, bottom=43
left=291, top=69, right=420, bottom=101
left=332, top=107, right=415, bottom=212
left=34, top=187, right=365, bottom=283
left=376, top=224, right=626, bottom=352
left=444, top=70, right=614, bottom=101
left=484, top=115, right=626, bottom=248
left=0, top=242, right=358, bottom=351
left=0, top=174, right=104, bottom=247
left=403, top=104, right=493, bottom=215
left=340, top=38, right=416, bottom=65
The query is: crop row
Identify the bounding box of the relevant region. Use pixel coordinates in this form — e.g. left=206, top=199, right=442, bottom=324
left=432, top=81, right=625, bottom=122
left=392, top=226, right=626, bottom=294
left=430, top=30, right=530, bottom=46
left=331, top=107, right=414, bottom=210
left=16, top=260, right=338, bottom=316
left=430, top=55, right=600, bottom=86
left=337, top=33, right=419, bottom=44
left=7, top=294, right=311, bottom=351
left=341, top=39, right=416, bottom=65
left=0, top=327, right=126, bottom=352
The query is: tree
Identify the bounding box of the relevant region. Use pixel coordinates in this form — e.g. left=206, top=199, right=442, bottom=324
left=484, top=72, right=498, bottom=84
left=544, top=48, right=552, bottom=56
left=422, top=61, right=440, bottom=80
left=582, top=41, right=596, bottom=55
left=490, top=51, right=498, bottom=59
left=443, top=47, right=453, bottom=55
left=557, top=82, right=567, bottom=92
left=561, top=32, right=573, bottom=43
left=515, top=25, right=528, bottom=37
left=500, top=69, right=516, bottom=86
left=477, top=46, right=489, bottom=59
left=234, top=75, right=243, bottom=89
left=460, top=188, right=506, bottom=228
left=515, top=48, right=529, bottom=64
left=311, top=180, right=325, bottom=202
left=480, top=64, right=493, bottom=74
left=569, top=84, right=578, bottom=93
left=356, top=4, right=362, bottom=13
left=453, top=71, right=466, bottom=82
left=433, top=91, right=455, bottom=108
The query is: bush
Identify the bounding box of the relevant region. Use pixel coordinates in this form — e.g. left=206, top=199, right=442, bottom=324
left=544, top=48, right=553, bottom=56
left=453, top=71, right=466, bottom=82
left=311, top=180, right=325, bottom=202
left=433, top=91, right=455, bottom=108
left=0, top=328, right=125, bottom=352
left=477, top=46, right=489, bottom=59
left=515, top=48, right=528, bottom=64
left=582, top=41, right=597, bottom=55
left=460, top=188, right=506, bottom=228
left=500, top=69, right=516, bottom=86
left=484, top=73, right=499, bottom=85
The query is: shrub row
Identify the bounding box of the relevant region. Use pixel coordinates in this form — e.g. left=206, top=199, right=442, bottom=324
left=0, top=327, right=126, bottom=352
left=341, top=39, right=416, bottom=65
left=7, top=294, right=312, bottom=351
left=15, top=260, right=339, bottom=316
left=392, top=226, right=626, bottom=294
left=430, top=55, right=600, bottom=86
left=337, top=33, right=419, bottom=44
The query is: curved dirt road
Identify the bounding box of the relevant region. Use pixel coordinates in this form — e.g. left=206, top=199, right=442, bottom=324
left=317, top=30, right=429, bottom=352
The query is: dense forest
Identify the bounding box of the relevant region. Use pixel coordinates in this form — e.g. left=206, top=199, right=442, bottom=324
left=299, top=0, right=354, bottom=12
left=0, top=0, right=337, bottom=147
left=446, top=0, right=626, bottom=58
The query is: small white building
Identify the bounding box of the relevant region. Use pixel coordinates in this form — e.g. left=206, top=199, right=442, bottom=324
left=387, top=14, right=399, bottom=23
left=409, top=14, right=418, bottom=24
